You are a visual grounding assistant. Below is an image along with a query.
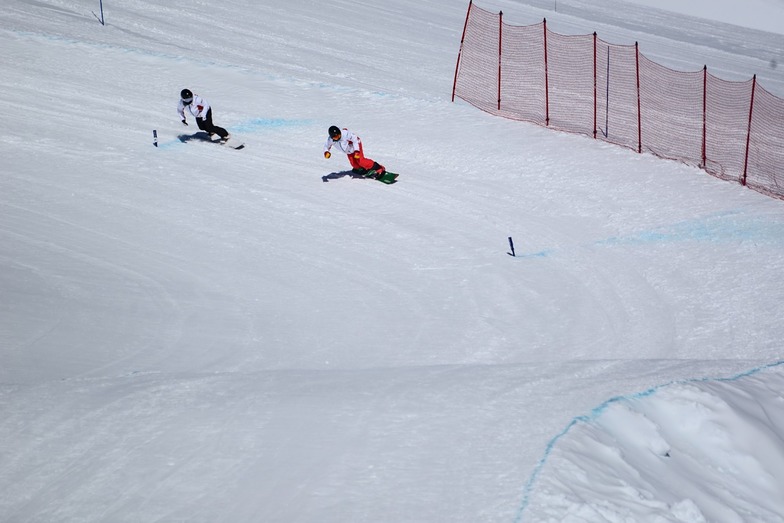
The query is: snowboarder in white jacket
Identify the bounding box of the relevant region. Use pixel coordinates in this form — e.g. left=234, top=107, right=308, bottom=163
left=178, top=88, right=230, bottom=142
left=323, top=126, right=385, bottom=176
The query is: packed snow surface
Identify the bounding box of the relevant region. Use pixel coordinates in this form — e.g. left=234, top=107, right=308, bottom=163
left=2, top=0, right=783, bottom=521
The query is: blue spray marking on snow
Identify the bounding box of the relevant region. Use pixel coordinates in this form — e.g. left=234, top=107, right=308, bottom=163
left=513, top=360, right=784, bottom=522
left=517, top=249, right=553, bottom=259
left=519, top=210, right=784, bottom=257
left=156, top=118, right=313, bottom=149
left=230, top=117, right=313, bottom=134
left=595, top=210, right=784, bottom=247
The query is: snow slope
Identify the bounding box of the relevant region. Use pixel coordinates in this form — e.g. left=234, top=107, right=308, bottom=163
left=1, top=0, right=783, bottom=521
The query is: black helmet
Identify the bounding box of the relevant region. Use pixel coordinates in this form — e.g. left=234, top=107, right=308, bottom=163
left=328, top=125, right=341, bottom=140
left=180, top=88, right=193, bottom=104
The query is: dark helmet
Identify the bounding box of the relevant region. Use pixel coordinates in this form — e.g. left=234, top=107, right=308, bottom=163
left=180, top=88, right=193, bottom=104
left=328, top=125, right=341, bottom=140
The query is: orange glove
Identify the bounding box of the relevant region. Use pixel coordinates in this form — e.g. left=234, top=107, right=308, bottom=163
left=324, top=151, right=331, bottom=159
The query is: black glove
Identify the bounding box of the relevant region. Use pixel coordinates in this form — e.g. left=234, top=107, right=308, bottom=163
left=181, top=119, right=188, bottom=126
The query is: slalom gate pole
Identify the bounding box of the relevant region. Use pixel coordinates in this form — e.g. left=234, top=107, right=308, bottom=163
left=92, top=0, right=105, bottom=25
left=508, top=237, right=516, bottom=257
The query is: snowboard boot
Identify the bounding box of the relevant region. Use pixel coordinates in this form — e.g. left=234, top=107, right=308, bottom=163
left=370, top=162, right=386, bottom=178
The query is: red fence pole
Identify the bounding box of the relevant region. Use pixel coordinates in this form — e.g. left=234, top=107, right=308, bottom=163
left=544, top=18, right=550, bottom=126
left=742, top=74, right=757, bottom=187
left=498, top=11, right=503, bottom=111
left=451, top=0, right=473, bottom=103
left=702, top=65, right=707, bottom=168
left=635, top=42, right=642, bottom=153
left=593, top=32, right=597, bottom=139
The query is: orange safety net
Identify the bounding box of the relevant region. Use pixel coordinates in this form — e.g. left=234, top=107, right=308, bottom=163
left=452, top=2, right=784, bottom=200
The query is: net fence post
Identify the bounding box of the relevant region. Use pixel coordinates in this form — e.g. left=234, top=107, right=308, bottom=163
left=498, top=11, right=503, bottom=111
left=742, top=75, right=757, bottom=187
left=593, top=32, right=597, bottom=139
left=635, top=41, right=642, bottom=153
left=702, top=65, right=707, bottom=168
left=543, top=18, right=550, bottom=126
left=451, top=0, right=473, bottom=103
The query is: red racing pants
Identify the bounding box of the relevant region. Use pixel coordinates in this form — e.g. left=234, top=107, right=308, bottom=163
left=346, top=141, right=376, bottom=171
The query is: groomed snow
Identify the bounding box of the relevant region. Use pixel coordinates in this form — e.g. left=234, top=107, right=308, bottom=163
left=2, top=0, right=783, bottom=521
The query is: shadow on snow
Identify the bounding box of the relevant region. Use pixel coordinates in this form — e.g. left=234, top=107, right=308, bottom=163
left=178, top=132, right=218, bottom=144
left=321, top=170, right=373, bottom=183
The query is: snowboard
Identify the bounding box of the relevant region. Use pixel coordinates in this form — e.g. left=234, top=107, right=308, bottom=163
left=364, top=169, right=399, bottom=184
left=221, top=140, right=245, bottom=150
left=215, top=135, right=244, bottom=150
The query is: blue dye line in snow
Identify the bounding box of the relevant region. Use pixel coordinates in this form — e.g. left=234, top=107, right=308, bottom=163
left=517, top=250, right=553, bottom=259
left=513, top=359, right=784, bottom=522
left=596, top=210, right=784, bottom=246
left=156, top=118, right=313, bottom=149
left=517, top=210, right=784, bottom=257
left=230, top=117, right=313, bottom=134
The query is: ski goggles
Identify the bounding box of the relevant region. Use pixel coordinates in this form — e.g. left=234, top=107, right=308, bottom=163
left=181, top=97, right=193, bottom=104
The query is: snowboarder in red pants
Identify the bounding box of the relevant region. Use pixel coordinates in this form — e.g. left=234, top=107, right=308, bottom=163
left=323, top=126, right=385, bottom=177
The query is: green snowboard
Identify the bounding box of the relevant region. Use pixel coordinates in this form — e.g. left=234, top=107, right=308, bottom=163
left=364, top=169, right=399, bottom=184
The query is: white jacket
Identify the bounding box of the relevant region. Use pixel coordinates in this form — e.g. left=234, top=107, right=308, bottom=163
left=324, top=128, right=361, bottom=155
left=177, top=94, right=211, bottom=120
